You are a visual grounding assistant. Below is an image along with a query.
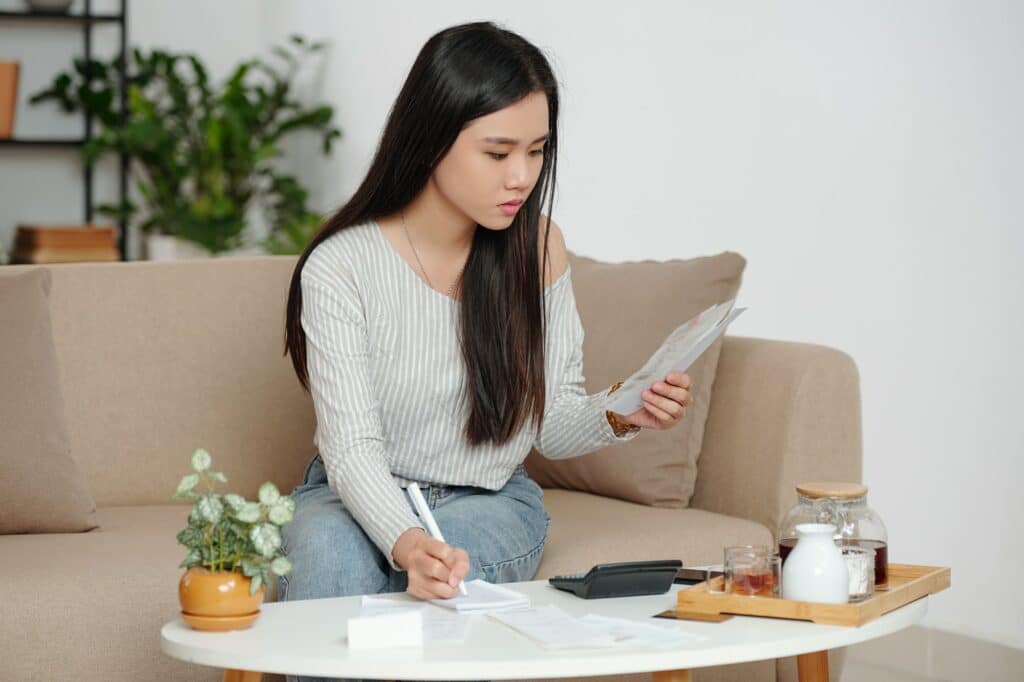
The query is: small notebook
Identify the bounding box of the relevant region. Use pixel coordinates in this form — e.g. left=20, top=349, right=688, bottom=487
left=429, top=579, right=530, bottom=612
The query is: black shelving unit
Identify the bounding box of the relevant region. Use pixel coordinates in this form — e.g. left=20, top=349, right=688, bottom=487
left=0, top=0, right=129, bottom=260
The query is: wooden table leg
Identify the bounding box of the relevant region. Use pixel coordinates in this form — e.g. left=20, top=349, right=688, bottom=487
left=653, top=670, right=692, bottom=682
left=797, top=650, right=830, bottom=682
left=223, top=669, right=262, bottom=682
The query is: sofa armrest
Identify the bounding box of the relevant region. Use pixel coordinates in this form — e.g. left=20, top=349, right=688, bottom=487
left=690, top=336, right=863, bottom=538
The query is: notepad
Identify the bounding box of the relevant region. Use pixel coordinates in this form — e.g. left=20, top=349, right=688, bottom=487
left=428, top=579, right=530, bottom=612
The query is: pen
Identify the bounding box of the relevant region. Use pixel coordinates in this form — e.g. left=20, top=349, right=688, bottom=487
left=407, top=483, right=469, bottom=596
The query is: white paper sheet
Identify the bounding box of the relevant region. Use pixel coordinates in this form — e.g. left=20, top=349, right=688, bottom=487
left=360, top=594, right=423, bottom=609
left=578, top=614, right=706, bottom=648
left=489, top=605, right=617, bottom=649
left=605, top=299, right=746, bottom=415
left=428, top=579, right=530, bottom=613
left=347, top=608, right=423, bottom=649
left=358, top=595, right=472, bottom=644
left=420, top=611, right=473, bottom=644
left=490, top=606, right=708, bottom=650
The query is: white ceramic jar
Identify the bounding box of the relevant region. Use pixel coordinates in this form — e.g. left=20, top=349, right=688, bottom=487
left=781, top=523, right=849, bottom=603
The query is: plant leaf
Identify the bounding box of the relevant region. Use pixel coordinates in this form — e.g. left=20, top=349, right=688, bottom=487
left=223, top=493, right=246, bottom=512
left=258, top=482, right=281, bottom=506
left=268, top=502, right=293, bottom=525
left=240, top=557, right=261, bottom=577
left=250, top=573, right=263, bottom=595
left=197, top=494, right=224, bottom=524
left=190, top=448, right=212, bottom=472
left=250, top=523, right=281, bottom=558
left=235, top=502, right=261, bottom=524
left=270, top=556, right=292, bottom=576
left=173, top=473, right=199, bottom=498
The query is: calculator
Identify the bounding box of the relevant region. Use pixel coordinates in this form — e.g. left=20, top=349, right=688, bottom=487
left=547, top=559, right=683, bottom=599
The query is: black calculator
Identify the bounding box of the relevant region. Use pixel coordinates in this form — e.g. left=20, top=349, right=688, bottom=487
left=548, top=559, right=682, bottom=599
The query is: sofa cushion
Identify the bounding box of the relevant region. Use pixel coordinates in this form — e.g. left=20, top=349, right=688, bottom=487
left=0, top=268, right=98, bottom=534
left=0, top=505, right=247, bottom=681
left=525, top=251, right=746, bottom=509
left=533, top=488, right=772, bottom=579
left=0, top=256, right=317, bottom=508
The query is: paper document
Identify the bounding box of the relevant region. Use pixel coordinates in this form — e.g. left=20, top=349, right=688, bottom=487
left=358, top=595, right=471, bottom=644
left=489, top=606, right=617, bottom=649
left=605, top=299, right=746, bottom=415
left=577, top=614, right=704, bottom=648
left=490, top=605, right=706, bottom=650
left=347, top=607, right=422, bottom=649
left=360, top=594, right=423, bottom=610
left=429, top=579, right=530, bottom=613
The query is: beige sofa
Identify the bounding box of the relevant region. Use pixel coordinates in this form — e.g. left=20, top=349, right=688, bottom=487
left=0, top=255, right=860, bottom=682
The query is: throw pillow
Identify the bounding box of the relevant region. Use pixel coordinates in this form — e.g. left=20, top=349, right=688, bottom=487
left=524, top=250, right=746, bottom=508
left=0, top=268, right=98, bottom=533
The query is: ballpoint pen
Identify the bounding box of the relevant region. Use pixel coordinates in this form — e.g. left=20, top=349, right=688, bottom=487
left=407, top=483, right=469, bottom=596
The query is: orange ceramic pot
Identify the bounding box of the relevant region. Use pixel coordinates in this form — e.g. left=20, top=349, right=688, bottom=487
left=178, top=566, right=264, bottom=631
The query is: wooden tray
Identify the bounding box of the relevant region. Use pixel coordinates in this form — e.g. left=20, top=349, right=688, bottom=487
left=675, top=563, right=950, bottom=627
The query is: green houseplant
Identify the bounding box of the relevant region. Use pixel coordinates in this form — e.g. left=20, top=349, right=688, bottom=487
left=30, top=35, right=338, bottom=256
left=172, top=448, right=294, bottom=630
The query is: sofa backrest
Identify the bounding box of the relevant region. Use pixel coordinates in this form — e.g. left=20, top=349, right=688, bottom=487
left=5, top=257, right=315, bottom=506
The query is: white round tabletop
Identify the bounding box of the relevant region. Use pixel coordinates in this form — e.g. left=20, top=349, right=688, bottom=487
left=161, top=579, right=928, bottom=680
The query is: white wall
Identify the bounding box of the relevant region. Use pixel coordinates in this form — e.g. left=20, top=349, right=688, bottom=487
left=1, top=0, right=1020, bottom=645
left=266, top=0, right=1024, bottom=644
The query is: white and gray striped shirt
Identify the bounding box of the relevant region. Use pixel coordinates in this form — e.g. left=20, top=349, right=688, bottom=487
left=300, top=220, right=639, bottom=570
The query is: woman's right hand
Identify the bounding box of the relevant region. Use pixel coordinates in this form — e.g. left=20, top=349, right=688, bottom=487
left=392, top=528, right=471, bottom=600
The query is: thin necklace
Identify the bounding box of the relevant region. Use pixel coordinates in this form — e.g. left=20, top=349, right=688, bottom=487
left=400, top=210, right=465, bottom=299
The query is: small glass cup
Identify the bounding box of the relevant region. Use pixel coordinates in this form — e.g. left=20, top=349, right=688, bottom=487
left=841, top=545, right=875, bottom=602
left=707, top=545, right=782, bottom=597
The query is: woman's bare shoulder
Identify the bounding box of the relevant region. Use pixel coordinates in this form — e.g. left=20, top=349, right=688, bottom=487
left=539, top=214, right=569, bottom=287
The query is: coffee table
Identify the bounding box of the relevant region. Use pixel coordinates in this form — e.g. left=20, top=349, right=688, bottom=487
left=161, top=579, right=929, bottom=682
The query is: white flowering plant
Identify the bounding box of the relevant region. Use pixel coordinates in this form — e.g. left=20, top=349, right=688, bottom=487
left=172, top=448, right=294, bottom=595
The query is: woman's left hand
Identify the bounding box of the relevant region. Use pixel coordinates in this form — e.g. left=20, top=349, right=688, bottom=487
left=619, top=371, right=694, bottom=431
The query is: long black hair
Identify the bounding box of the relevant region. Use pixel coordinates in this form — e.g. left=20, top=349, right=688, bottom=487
left=284, top=21, right=560, bottom=447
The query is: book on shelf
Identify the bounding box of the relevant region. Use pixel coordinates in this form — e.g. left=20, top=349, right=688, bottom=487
left=11, top=224, right=119, bottom=264
left=15, top=224, right=118, bottom=247
left=0, top=61, right=18, bottom=138
left=11, top=246, right=120, bottom=264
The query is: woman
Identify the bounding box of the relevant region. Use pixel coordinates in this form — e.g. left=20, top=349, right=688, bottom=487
left=280, top=20, right=693, bottom=626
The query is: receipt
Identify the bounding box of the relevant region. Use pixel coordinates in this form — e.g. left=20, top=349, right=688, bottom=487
left=578, top=614, right=705, bottom=647
left=489, top=606, right=617, bottom=649
left=489, top=606, right=707, bottom=650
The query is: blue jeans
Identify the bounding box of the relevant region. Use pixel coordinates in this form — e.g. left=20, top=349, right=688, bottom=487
left=278, top=452, right=551, bottom=682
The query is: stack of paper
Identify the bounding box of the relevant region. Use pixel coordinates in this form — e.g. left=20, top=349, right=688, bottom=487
left=429, top=579, right=530, bottom=613
left=357, top=594, right=471, bottom=644
left=347, top=606, right=423, bottom=649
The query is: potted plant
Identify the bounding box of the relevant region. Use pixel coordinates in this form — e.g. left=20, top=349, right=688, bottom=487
left=172, top=448, right=294, bottom=631
left=262, top=173, right=325, bottom=255
left=29, top=35, right=340, bottom=259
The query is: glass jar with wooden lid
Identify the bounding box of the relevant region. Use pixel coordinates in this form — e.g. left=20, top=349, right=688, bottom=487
left=778, top=482, right=889, bottom=590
